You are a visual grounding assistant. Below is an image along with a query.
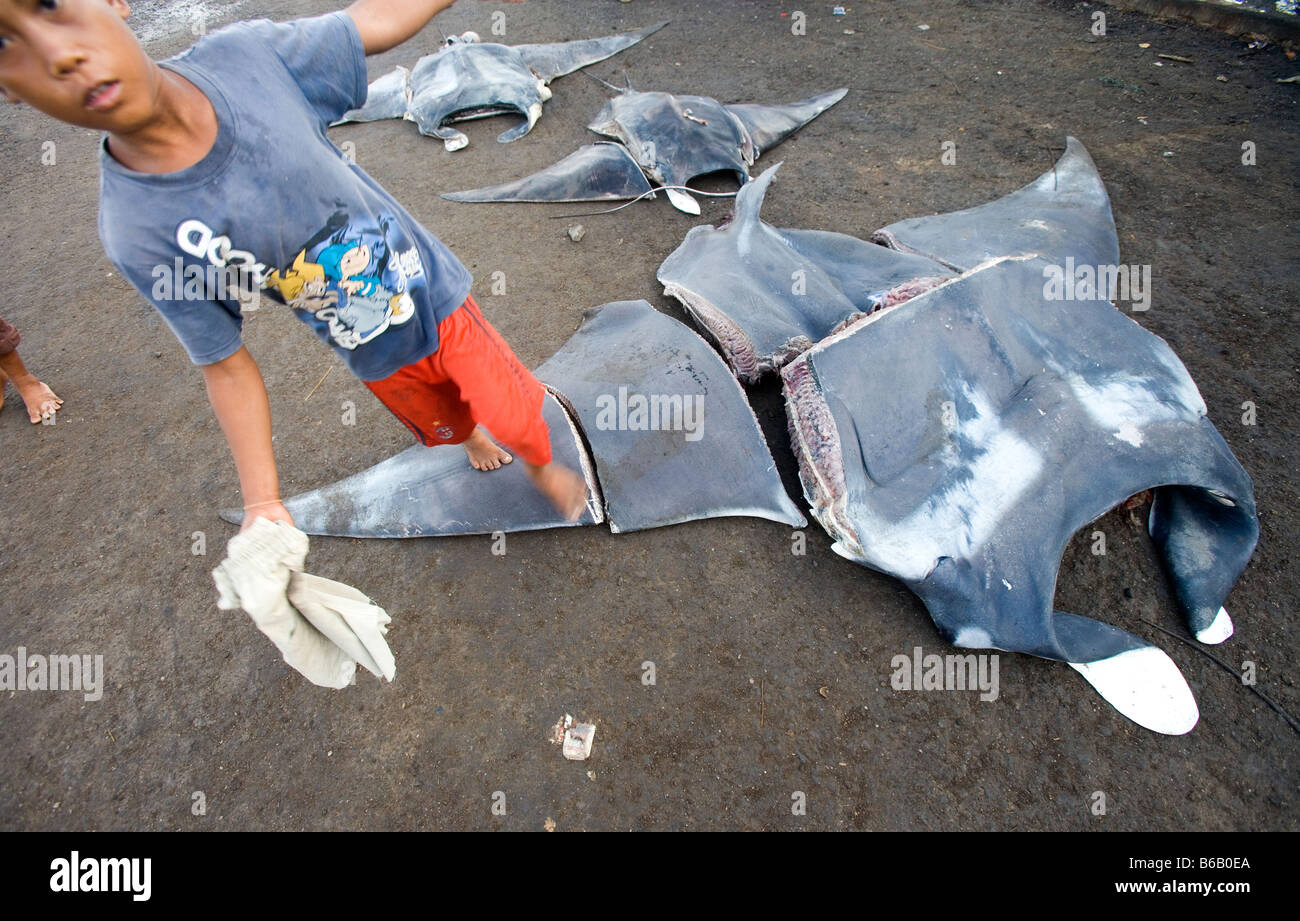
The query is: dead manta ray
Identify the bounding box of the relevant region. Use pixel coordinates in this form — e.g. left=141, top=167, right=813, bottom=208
left=332, top=23, right=668, bottom=150
left=443, top=86, right=848, bottom=213
left=783, top=254, right=1258, bottom=736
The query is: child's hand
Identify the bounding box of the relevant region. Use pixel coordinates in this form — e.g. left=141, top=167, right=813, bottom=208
left=242, top=500, right=296, bottom=532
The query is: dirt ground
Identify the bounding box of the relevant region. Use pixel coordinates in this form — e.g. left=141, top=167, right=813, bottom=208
left=0, top=0, right=1296, bottom=831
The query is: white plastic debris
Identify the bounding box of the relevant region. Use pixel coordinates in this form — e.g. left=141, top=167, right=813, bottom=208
left=567, top=224, right=586, bottom=242
left=563, top=723, right=596, bottom=760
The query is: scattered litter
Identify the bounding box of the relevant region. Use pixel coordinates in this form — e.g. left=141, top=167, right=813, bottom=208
left=844, top=29, right=855, bottom=35
left=1137, top=115, right=1148, bottom=124
left=818, top=686, right=829, bottom=698
left=833, top=6, right=846, bottom=15
left=563, top=722, right=596, bottom=760
left=586, top=770, right=596, bottom=781
left=1158, top=54, right=1193, bottom=64
left=549, top=713, right=572, bottom=745
left=567, top=223, right=586, bottom=242
left=1154, top=61, right=1164, bottom=67
left=304, top=365, right=333, bottom=401
left=1138, top=42, right=1151, bottom=49
left=550, top=713, right=597, bottom=760
left=1217, top=75, right=1228, bottom=82
left=544, top=817, right=556, bottom=831
left=1278, top=75, right=1300, bottom=84
left=1162, top=151, right=1174, bottom=158
left=917, top=23, right=930, bottom=31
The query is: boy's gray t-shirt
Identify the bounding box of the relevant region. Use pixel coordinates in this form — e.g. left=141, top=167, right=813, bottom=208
left=98, top=12, right=473, bottom=381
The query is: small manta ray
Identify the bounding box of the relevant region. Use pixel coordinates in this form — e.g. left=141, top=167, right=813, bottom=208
left=443, top=85, right=848, bottom=213
left=332, top=22, right=669, bottom=150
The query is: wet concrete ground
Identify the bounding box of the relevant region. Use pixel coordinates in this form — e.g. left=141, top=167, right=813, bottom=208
left=0, top=0, right=1296, bottom=830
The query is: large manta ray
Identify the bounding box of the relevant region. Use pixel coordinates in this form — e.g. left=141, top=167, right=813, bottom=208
left=222, top=301, right=804, bottom=536
left=332, top=23, right=668, bottom=150
left=782, top=256, right=1258, bottom=736
left=443, top=86, right=848, bottom=213
left=652, top=136, right=1256, bottom=733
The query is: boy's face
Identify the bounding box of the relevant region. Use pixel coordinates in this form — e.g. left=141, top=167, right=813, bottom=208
left=0, top=0, right=159, bottom=133
left=340, top=245, right=370, bottom=277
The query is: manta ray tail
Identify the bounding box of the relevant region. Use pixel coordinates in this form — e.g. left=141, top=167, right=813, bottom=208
left=442, top=142, right=654, bottom=203
left=725, top=88, right=848, bottom=159
left=515, top=21, right=669, bottom=83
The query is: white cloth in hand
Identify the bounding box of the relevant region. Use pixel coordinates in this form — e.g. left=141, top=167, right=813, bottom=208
left=213, top=518, right=394, bottom=688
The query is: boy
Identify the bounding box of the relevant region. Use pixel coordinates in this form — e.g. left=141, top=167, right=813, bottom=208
left=0, top=0, right=587, bottom=527
left=0, top=315, right=62, bottom=423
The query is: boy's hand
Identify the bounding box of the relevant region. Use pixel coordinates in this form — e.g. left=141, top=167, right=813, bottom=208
left=348, top=1, right=525, bottom=56
left=241, top=501, right=296, bottom=533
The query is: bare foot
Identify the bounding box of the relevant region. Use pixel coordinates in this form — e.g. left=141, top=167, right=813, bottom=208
left=463, top=426, right=513, bottom=471
left=526, top=462, right=589, bottom=521
left=11, top=373, right=62, bottom=424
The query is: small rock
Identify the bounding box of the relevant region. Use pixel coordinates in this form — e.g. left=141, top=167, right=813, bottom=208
left=567, top=224, right=586, bottom=242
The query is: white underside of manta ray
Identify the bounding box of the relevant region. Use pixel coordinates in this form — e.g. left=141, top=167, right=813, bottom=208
left=442, top=85, right=849, bottom=213
left=332, top=23, right=668, bottom=151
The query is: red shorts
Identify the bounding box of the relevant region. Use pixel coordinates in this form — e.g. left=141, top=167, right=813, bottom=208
left=364, top=295, right=553, bottom=467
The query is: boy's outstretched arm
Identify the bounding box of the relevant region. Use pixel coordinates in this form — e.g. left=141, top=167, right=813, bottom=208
left=346, top=0, right=524, bottom=55
left=201, top=347, right=293, bottom=531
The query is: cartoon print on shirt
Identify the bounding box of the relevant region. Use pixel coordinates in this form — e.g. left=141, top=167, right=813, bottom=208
left=263, top=210, right=423, bottom=351
left=266, top=251, right=338, bottom=312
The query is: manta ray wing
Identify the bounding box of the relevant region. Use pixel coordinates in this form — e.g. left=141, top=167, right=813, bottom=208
left=872, top=136, right=1120, bottom=272
left=514, top=21, right=668, bottom=82
left=333, top=66, right=411, bottom=125
left=535, top=300, right=807, bottom=533
left=220, top=393, right=603, bottom=537
left=441, top=142, right=654, bottom=203
left=724, top=88, right=849, bottom=159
